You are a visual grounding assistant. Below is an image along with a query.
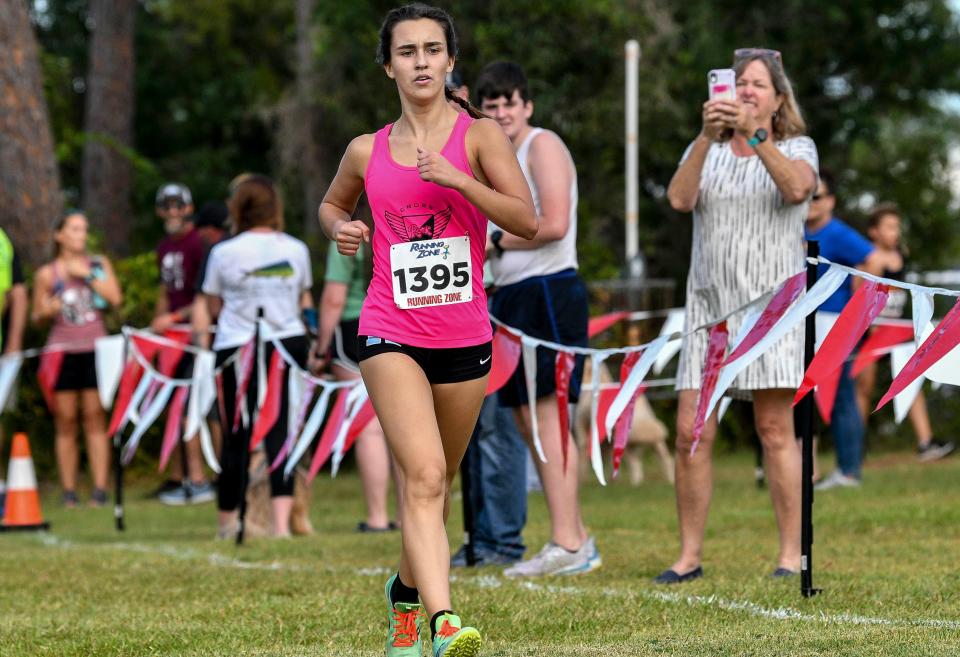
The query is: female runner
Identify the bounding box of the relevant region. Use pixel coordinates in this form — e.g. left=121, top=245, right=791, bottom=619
left=318, top=6, right=536, bottom=655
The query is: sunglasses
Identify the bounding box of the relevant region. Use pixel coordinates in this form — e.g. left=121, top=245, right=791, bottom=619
left=159, top=201, right=186, bottom=210
left=734, top=48, right=783, bottom=64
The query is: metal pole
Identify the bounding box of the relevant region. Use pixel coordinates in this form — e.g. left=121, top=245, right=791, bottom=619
left=114, top=329, right=127, bottom=531
left=799, top=241, right=821, bottom=597
left=625, top=40, right=641, bottom=278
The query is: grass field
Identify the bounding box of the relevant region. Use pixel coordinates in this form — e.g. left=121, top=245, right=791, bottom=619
left=2, top=450, right=959, bottom=656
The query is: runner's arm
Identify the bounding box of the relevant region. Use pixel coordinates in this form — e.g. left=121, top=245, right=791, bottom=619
left=459, top=118, right=537, bottom=239
left=319, top=135, right=374, bottom=255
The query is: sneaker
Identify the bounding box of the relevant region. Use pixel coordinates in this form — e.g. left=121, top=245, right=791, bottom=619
left=62, top=490, right=79, bottom=508
left=187, top=481, right=215, bottom=505
left=813, top=470, right=861, bottom=491
left=431, top=612, right=481, bottom=657
left=503, top=536, right=601, bottom=578
left=918, top=439, right=956, bottom=462
left=150, top=479, right=183, bottom=499
left=90, top=488, right=109, bottom=507
left=653, top=565, right=703, bottom=584
left=385, top=574, right=423, bottom=656
left=451, top=545, right=520, bottom=568
left=158, top=481, right=215, bottom=506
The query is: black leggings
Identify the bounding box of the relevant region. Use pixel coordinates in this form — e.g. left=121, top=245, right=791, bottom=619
left=216, top=335, right=308, bottom=512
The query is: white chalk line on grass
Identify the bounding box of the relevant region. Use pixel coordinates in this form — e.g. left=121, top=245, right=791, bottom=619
left=36, top=534, right=308, bottom=572
left=500, top=579, right=960, bottom=631
left=31, top=535, right=960, bottom=631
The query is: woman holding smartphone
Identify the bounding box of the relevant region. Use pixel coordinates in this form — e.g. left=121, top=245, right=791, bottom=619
left=661, top=48, right=818, bottom=582
left=319, top=6, right=535, bottom=655
left=33, top=211, right=123, bottom=506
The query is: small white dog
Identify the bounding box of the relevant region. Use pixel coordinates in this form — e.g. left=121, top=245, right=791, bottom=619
left=573, top=357, right=674, bottom=486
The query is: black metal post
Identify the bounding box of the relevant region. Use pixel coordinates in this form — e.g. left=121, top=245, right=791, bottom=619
left=236, top=309, right=262, bottom=546
left=114, top=331, right=127, bottom=531
left=799, top=241, right=821, bottom=597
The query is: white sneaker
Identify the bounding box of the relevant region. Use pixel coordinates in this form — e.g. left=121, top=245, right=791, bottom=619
left=813, top=470, right=861, bottom=491
left=503, top=536, right=601, bottom=577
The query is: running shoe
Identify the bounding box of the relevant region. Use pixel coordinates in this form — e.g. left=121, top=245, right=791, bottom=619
left=385, top=574, right=423, bottom=656
left=503, top=536, right=601, bottom=578
left=918, top=439, right=956, bottom=462
left=158, top=481, right=215, bottom=506
left=813, top=470, right=861, bottom=491
left=431, top=612, right=481, bottom=657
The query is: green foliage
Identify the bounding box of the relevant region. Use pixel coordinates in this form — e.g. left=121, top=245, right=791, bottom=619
left=110, top=251, right=160, bottom=331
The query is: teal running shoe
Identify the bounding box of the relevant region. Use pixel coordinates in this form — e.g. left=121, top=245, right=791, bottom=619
left=431, top=612, right=481, bottom=657
left=385, top=574, right=423, bottom=656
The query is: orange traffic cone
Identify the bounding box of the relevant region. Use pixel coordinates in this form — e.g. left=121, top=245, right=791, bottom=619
left=1, top=433, right=50, bottom=531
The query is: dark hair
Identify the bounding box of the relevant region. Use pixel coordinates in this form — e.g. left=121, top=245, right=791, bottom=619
left=868, top=202, right=902, bottom=229
left=376, top=4, right=485, bottom=119
left=229, top=174, right=284, bottom=233
left=817, top=168, right=836, bottom=197
left=53, top=210, right=88, bottom=257
left=475, top=61, right=530, bottom=104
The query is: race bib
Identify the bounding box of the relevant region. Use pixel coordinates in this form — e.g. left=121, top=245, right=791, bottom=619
left=390, top=236, right=472, bottom=309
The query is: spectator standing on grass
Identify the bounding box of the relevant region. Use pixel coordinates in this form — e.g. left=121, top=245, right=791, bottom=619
left=0, top=227, right=28, bottom=511
left=477, top=61, right=600, bottom=578
left=193, top=175, right=314, bottom=539
left=152, top=183, right=215, bottom=505
left=855, top=203, right=955, bottom=462
left=445, top=67, right=530, bottom=569
left=31, top=212, right=122, bottom=507
left=663, top=48, right=817, bottom=582
left=804, top=171, right=884, bottom=491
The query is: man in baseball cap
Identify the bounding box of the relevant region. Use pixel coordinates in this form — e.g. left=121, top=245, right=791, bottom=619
left=152, top=182, right=214, bottom=505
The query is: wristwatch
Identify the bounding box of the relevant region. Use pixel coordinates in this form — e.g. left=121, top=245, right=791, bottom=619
left=490, top=230, right=505, bottom=257
left=747, top=128, right=768, bottom=149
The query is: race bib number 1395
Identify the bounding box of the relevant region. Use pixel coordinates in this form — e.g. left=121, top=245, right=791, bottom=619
left=390, top=236, right=473, bottom=309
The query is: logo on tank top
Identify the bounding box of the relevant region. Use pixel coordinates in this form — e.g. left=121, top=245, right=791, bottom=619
left=384, top=203, right=452, bottom=242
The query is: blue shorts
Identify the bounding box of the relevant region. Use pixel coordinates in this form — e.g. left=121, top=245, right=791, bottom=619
left=489, top=269, right=588, bottom=408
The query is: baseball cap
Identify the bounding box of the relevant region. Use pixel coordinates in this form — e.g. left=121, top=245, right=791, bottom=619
left=194, top=200, right=228, bottom=230
left=155, top=182, right=193, bottom=206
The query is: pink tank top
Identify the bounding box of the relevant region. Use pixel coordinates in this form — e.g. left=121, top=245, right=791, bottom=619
left=46, top=259, right=107, bottom=353
left=359, top=112, right=492, bottom=348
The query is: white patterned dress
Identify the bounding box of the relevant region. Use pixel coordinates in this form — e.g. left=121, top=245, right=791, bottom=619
left=675, top=137, right=819, bottom=394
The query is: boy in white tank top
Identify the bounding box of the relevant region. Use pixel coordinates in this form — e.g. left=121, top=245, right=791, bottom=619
left=477, top=61, right=600, bottom=577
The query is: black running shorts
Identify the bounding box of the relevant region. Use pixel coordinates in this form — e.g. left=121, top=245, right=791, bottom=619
left=357, top=335, right=492, bottom=385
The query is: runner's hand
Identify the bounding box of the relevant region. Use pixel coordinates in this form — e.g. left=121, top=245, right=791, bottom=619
left=335, top=220, right=370, bottom=256
left=416, top=147, right=467, bottom=189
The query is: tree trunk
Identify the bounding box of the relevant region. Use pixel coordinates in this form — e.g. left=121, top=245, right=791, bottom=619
left=0, top=2, right=64, bottom=267
left=81, top=0, right=135, bottom=256
left=293, top=0, right=323, bottom=237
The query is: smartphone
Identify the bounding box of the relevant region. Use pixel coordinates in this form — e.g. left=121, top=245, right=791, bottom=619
left=708, top=68, right=737, bottom=101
